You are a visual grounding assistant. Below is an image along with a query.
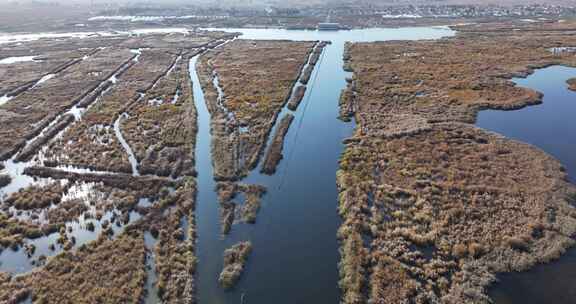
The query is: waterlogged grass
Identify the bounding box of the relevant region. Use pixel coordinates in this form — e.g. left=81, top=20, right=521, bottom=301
left=154, top=183, right=197, bottom=303
left=0, top=213, right=47, bottom=250
left=5, top=182, right=68, bottom=211
left=123, top=52, right=198, bottom=178
left=198, top=40, right=315, bottom=179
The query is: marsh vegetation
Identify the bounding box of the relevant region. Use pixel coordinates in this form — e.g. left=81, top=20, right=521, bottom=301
left=338, top=20, right=576, bottom=303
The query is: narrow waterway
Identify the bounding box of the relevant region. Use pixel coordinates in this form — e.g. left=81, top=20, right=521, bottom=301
left=477, top=65, right=576, bottom=303
left=114, top=113, right=140, bottom=176
left=190, top=27, right=454, bottom=304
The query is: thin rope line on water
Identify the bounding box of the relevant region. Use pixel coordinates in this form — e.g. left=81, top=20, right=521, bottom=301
left=277, top=45, right=327, bottom=191
left=248, top=44, right=327, bottom=239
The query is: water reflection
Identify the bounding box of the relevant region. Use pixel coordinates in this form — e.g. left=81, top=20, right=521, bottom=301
left=191, top=27, right=455, bottom=304
left=478, top=65, right=576, bottom=181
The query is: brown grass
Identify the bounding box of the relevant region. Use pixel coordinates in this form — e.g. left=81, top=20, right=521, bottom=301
left=5, top=182, right=68, bottom=211
left=197, top=39, right=315, bottom=179
left=25, top=232, right=147, bottom=304
left=123, top=51, right=198, bottom=178
left=219, top=241, right=252, bottom=289
left=338, top=22, right=576, bottom=303
left=154, top=182, right=197, bottom=303
left=0, top=47, right=133, bottom=161
left=261, top=114, right=295, bottom=175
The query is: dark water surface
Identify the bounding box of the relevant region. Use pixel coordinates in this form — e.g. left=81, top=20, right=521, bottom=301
left=190, top=27, right=454, bottom=304
left=477, top=66, right=576, bottom=304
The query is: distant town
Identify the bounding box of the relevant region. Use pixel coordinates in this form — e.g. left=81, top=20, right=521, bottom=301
left=82, top=3, right=576, bottom=30
left=93, top=3, right=576, bottom=19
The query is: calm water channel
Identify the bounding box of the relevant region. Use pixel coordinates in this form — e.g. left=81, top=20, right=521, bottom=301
left=189, top=27, right=454, bottom=304
left=478, top=65, right=576, bottom=304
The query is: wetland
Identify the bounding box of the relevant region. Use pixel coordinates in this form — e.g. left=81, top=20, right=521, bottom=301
left=1, top=18, right=576, bottom=304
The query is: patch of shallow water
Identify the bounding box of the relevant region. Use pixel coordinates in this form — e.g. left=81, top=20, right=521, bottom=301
left=0, top=160, right=45, bottom=200
left=0, top=207, right=141, bottom=274
left=477, top=65, right=576, bottom=303
left=0, top=56, right=38, bottom=64
left=0, top=29, right=192, bottom=45
left=1, top=180, right=146, bottom=274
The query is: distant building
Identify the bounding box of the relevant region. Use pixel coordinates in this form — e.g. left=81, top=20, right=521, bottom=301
left=318, top=23, right=341, bottom=31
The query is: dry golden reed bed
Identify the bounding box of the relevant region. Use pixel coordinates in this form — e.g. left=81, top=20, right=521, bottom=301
left=338, top=20, right=576, bottom=304
left=0, top=31, right=235, bottom=303
left=197, top=39, right=315, bottom=180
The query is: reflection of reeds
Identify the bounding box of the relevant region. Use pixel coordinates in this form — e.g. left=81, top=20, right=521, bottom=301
left=0, top=175, right=10, bottom=188
left=287, top=86, right=307, bottom=111
left=261, top=114, right=294, bottom=175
